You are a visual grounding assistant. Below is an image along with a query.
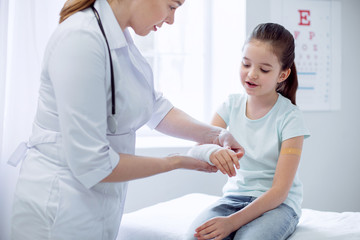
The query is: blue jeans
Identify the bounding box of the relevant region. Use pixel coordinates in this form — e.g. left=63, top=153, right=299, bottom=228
left=186, top=195, right=299, bottom=240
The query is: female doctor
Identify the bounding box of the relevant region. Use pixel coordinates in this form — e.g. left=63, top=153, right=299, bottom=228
left=10, top=0, right=243, bottom=239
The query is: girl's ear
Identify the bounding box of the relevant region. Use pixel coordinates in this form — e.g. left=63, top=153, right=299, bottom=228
left=278, top=68, right=291, bottom=83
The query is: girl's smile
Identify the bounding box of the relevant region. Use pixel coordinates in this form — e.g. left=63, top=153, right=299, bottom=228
left=240, top=40, right=287, bottom=100
left=245, top=80, right=258, bottom=88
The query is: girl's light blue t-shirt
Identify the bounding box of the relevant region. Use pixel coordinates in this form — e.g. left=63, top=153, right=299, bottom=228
left=217, top=93, right=310, bottom=216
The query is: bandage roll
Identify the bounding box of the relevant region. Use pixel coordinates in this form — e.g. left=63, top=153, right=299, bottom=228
left=187, top=144, right=223, bottom=166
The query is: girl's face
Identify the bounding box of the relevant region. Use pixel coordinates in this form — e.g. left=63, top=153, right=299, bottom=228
left=240, top=40, right=289, bottom=99
left=130, top=0, right=185, bottom=36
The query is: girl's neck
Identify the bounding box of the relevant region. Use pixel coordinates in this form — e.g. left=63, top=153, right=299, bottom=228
left=246, top=93, right=279, bottom=120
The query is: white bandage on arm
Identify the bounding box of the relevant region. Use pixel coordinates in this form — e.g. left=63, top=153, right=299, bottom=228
left=187, top=144, right=223, bottom=166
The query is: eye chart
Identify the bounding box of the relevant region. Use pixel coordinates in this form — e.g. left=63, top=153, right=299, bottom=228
left=271, top=0, right=341, bottom=111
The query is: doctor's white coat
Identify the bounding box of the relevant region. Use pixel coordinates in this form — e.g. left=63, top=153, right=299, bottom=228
left=11, top=0, right=173, bottom=239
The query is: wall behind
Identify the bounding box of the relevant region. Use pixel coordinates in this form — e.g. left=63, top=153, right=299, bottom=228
left=125, top=0, right=360, bottom=213
left=301, top=0, right=360, bottom=212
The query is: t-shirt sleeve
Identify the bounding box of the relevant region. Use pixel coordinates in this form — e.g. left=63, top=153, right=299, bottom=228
left=281, top=108, right=311, bottom=142
left=216, top=95, right=233, bottom=126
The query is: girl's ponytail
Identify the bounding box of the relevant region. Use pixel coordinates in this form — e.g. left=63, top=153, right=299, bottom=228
left=59, top=0, right=96, bottom=23
left=277, top=63, right=298, bottom=105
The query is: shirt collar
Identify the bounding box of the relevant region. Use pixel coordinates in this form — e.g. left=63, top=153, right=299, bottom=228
left=94, top=0, right=134, bottom=50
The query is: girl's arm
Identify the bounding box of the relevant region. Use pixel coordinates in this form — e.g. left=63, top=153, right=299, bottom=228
left=194, top=136, right=304, bottom=240
left=186, top=113, right=243, bottom=177
left=210, top=113, right=227, bottom=128
left=228, top=136, right=304, bottom=225
left=209, top=113, right=242, bottom=176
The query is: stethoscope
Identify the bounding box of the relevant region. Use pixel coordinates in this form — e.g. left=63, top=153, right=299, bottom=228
left=91, top=5, right=117, bottom=133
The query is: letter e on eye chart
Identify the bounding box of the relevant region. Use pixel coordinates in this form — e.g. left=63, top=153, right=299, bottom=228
left=271, top=0, right=341, bottom=111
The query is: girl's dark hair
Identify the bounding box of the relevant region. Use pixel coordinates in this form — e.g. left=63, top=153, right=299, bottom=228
left=247, top=23, right=298, bottom=105
left=59, top=0, right=96, bottom=24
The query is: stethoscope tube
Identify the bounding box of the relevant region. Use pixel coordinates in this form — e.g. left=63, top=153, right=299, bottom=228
left=91, top=5, right=117, bottom=133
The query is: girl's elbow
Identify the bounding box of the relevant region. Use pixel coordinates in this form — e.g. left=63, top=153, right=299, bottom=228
left=270, top=186, right=290, bottom=204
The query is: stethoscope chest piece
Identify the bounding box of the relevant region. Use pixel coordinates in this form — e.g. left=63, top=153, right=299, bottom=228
left=107, top=115, right=118, bottom=134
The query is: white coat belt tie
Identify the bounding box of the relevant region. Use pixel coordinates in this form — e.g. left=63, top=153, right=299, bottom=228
left=7, top=124, right=60, bottom=167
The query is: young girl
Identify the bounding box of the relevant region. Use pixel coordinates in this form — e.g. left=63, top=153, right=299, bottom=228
left=187, top=23, right=310, bottom=240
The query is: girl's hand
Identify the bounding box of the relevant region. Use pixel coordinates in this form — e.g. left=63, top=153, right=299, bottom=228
left=194, top=216, right=236, bottom=240
left=210, top=147, right=242, bottom=177
left=167, top=154, right=218, bottom=173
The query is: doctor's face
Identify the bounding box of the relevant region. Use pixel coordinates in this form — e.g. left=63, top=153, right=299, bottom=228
left=130, top=0, right=185, bottom=36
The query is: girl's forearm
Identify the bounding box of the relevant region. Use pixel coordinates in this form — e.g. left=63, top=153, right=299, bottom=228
left=229, top=187, right=288, bottom=230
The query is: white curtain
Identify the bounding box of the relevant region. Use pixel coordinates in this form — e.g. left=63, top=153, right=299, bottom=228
left=0, top=1, right=64, bottom=239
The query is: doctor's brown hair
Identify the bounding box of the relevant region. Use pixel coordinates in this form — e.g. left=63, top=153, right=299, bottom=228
left=59, top=0, right=96, bottom=23
left=246, top=23, right=298, bottom=105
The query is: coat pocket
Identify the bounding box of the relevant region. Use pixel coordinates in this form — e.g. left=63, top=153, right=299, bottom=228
left=45, top=175, right=60, bottom=228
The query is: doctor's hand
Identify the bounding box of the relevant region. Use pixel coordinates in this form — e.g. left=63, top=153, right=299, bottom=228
left=166, top=154, right=218, bottom=173
left=210, top=147, right=242, bottom=177
left=214, top=129, right=245, bottom=158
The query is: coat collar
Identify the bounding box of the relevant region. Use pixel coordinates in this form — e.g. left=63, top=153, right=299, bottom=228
left=94, top=0, right=134, bottom=50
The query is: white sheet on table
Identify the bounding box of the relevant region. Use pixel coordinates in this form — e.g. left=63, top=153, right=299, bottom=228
left=289, top=208, right=360, bottom=240
left=118, top=193, right=219, bottom=240
left=118, top=193, right=360, bottom=240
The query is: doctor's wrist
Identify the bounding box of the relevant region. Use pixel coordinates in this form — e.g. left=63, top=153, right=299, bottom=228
left=211, top=128, right=228, bottom=146
left=202, top=126, right=223, bottom=145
